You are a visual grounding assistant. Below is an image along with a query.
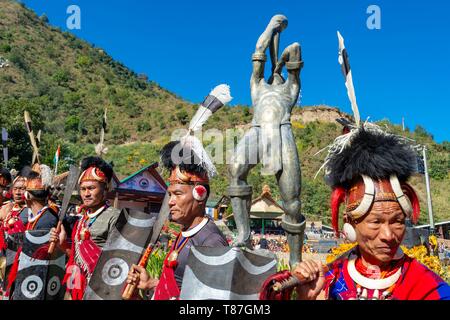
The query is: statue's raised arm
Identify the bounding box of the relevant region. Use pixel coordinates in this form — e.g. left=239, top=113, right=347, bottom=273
left=251, top=15, right=288, bottom=92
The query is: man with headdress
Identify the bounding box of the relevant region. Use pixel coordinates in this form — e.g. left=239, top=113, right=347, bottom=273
left=49, top=156, right=121, bottom=300
left=126, top=141, right=228, bottom=300
left=288, top=122, right=450, bottom=300
left=0, top=168, right=12, bottom=294
left=259, top=31, right=450, bottom=301
left=0, top=171, right=27, bottom=296
left=0, top=171, right=28, bottom=259
left=3, top=164, right=59, bottom=297
left=261, top=123, right=450, bottom=300
left=20, top=164, right=59, bottom=231
left=0, top=168, right=12, bottom=206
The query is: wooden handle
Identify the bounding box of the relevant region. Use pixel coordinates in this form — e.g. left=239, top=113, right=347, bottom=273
left=48, top=221, right=62, bottom=254
left=273, top=265, right=329, bottom=292
left=121, top=244, right=155, bottom=300
left=122, top=282, right=137, bottom=300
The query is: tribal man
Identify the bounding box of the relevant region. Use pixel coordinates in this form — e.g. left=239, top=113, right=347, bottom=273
left=4, top=164, right=59, bottom=297
left=0, top=168, right=12, bottom=206
left=21, top=164, right=59, bottom=231
left=126, top=141, right=228, bottom=300
left=0, top=167, right=12, bottom=295
left=49, top=156, right=121, bottom=300
left=0, top=172, right=28, bottom=276
left=262, top=123, right=450, bottom=300
left=295, top=123, right=450, bottom=300
left=0, top=171, right=31, bottom=231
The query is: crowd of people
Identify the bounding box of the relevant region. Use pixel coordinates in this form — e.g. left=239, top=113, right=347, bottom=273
left=251, top=233, right=289, bottom=252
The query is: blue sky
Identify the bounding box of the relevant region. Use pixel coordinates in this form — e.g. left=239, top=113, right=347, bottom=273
left=21, top=0, right=449, bottom=142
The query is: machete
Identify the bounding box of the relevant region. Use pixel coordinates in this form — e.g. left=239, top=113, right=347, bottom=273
left=48, top=164, right=80, bottom=254
left=122, top=192, right=171, bottom=299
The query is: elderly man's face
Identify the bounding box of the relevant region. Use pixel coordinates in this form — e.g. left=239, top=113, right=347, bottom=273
left=0, top=186, right=4, bottom=203
left=80, top=181, right=106, bottom=209
left=167, top=184, right=204, bottom=228
left=354, top=201, right=406, bottom=264
left=12, top=179, right=26, bottom=204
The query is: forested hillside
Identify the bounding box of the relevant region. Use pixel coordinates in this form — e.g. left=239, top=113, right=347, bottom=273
left=0, top=0, right=448, bottom=226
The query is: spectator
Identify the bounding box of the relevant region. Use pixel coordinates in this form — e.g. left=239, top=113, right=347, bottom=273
left=259, top=235, right=269, bottom=249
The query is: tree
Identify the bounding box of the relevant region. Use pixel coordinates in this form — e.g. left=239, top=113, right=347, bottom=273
left=429, top=154, right=449, bottom=180
left=0, top=44, right=12, bottom=53
left=40, top=13, right=49, bottom=23
left=8, top=49, right=27, bottom=70
left=52, top=69, right=70, bottom=86
left=176, top=109, right=189, bottom=125
left=415, top=125, right=433, bottom=140
left=65, top=115, right=80, bottom=132
left=76, top=55, right=92, bottom=67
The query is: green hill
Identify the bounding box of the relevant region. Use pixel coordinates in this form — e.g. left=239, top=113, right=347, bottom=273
left=0, top=0, right=448, bottom=227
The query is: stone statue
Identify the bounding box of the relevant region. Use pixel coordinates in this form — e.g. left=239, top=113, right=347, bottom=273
left=227, top=15, right=306, bottom=267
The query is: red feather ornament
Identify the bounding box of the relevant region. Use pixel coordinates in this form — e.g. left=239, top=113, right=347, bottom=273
left=401, top=183, right=420, bottom=224
left=330, top=186, right=346, bottom=236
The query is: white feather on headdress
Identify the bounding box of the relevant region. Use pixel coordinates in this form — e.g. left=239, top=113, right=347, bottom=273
left=179, top=134, right=217, bottom=177
left=180, top=84, right=232, bottom=178
left=95, top=143, right=108, bottom=157
left=39, top=164, right=54, bottom=188
left=188, top=84, right=232, bottom=132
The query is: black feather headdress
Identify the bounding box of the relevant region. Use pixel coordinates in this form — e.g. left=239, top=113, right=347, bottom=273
left=160, top=140, right=207, bottom=176
left=19, top=166, right=33, bottom=179
left=80, top=156, right=113, bottom=182
left=321, top=124, right=417, bottom=188
left=0, top=167, right=12, bottom=186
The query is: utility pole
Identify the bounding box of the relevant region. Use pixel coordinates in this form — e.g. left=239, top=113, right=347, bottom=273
left=422, top=146, right=435, bottom=235
left=1, top=128, right=8, bottom=168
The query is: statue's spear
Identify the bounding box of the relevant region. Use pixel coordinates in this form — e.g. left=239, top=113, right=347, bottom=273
left=95, top=108, right=108, bottom=158
left=24, top=111, right=40, bottom=164
left=337, top=31, right=361, bottom=127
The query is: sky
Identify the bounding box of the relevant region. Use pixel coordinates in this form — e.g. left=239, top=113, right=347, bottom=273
left=20, top=0, right=450, bottom=142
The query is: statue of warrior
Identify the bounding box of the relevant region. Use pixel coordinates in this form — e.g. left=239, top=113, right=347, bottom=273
left=227, top=15, right=305, bottom=267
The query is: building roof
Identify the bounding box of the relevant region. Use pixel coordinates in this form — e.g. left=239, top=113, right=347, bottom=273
left=110, top=163, right=166, bottom=202
left=206, top=195, right=230, bottom=208
left=249, top=185, right=285, bottom=220
left=119, top=162, right=165, bottom=186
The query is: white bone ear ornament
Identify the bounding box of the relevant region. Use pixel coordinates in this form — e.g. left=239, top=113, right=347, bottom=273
left=389, top=174, right=413, bottom=216
left=346, top=174, right=375, bottom=220
left=343, top=222, right=357, bottom=242
left=175, top=166, right=191, bottom=183
left=91, top=167, right=102, bottom=182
